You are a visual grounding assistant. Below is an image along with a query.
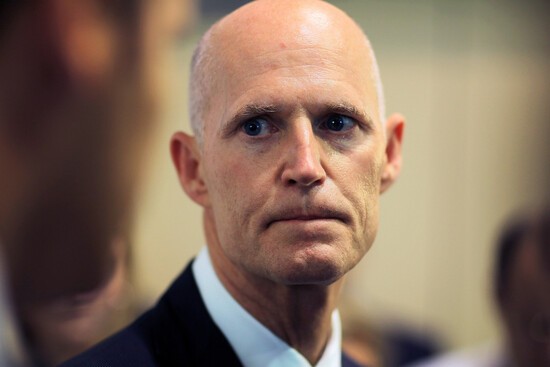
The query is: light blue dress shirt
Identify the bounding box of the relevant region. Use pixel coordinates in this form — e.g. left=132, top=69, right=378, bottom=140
left=193, top=247, right=342, bottom=367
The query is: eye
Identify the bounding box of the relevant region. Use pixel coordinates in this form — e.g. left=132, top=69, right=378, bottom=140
left=242, top=118, right=272, bottom=136
left=321, top=114, right=356, bottom=132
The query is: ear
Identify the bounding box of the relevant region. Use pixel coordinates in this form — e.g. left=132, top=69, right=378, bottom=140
left=170, top=132, right=210, bottom=207
left=380, top=113, right=405, bottom=194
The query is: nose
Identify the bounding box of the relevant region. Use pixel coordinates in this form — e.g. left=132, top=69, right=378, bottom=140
left=280, top=122, right=326, bottom=187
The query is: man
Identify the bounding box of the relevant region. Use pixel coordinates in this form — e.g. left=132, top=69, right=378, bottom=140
left=494, top=207, right=550, bottom=367
left=63, top=0, right=405, bottom=366
left=407, top=206, right=550, bottom=367
left=0, top=0, right=194, bottom=365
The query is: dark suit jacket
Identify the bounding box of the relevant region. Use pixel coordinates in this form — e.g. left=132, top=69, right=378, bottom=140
left=60, top=261, right=364, bottom=367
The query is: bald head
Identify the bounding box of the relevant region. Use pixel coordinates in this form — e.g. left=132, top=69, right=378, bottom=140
left=189, top=0, right=385, bottom=144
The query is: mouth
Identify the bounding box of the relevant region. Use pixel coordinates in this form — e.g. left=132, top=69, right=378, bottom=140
left=265, top=208, right=349, bottom=229
left=273, top=216, right=339, bottom=223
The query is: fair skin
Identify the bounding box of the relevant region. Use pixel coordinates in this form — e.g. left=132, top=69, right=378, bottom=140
left=172, top=0, right=404, bottom=363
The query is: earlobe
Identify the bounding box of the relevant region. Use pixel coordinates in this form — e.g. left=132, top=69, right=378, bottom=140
left=170, top=132, right=209, bottom=206
left=380, top=113, right=405, bottom=194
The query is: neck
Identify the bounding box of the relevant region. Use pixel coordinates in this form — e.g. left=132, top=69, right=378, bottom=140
left=204, top=214, right=344, bottom=364
left=262, top=285, right=342, bottom=364
left=220, top=258, right=343, bottom=364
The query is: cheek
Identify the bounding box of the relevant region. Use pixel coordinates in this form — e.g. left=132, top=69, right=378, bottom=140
left=205, top=162, right=239, bottom=218
left=203, top=152, right=264, bottom=234
left=335, top=148, right=384, bottom=242
left=342, top=148, right=383, bottom=204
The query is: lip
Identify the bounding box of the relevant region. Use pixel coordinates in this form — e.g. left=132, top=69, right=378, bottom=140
left=265, top=208, right=349, bottom=229
left=273, top=216, right=338, bottom=222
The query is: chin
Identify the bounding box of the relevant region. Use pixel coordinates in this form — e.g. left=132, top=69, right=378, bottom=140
left=271, top=249, right=353, bottom=286
left=283, top=271, right=344, bottom=286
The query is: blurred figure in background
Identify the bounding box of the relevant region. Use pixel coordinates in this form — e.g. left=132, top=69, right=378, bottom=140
left=341, top=307, right=441, bottom=367
left=342, top=318, right=384, bottom=367
left=495, top=206, right=550, bottom=367
left=407, top=205, right=550, bottom=367
left=0, top=0, right=194, bottom=365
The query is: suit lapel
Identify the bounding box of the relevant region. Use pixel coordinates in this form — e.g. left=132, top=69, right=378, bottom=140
left=147, top=261, right=364, bottom=367
left=149, top=261, right=242, bottom=366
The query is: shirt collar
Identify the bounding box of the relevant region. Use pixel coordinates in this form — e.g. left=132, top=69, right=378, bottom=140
left=193, top=247, right=342, bottom=367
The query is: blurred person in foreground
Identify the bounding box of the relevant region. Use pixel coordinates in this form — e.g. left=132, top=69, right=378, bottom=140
left=63, top=1, right=405, bottom=366
left=407, top=206, right=550, bottom=367
left=0, top=0, right=194, bottom=365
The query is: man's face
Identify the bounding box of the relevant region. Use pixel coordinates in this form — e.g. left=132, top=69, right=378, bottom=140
left=198, top=15, right=392, bottom=286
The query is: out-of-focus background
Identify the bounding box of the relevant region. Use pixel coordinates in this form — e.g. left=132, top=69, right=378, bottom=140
left=132, top=0, right=550, bottom=355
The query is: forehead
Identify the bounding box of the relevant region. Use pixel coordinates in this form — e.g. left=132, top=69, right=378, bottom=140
left=205, top=8, right=377, bottom=128
left=230, top=47, right=370, bottom=101
left=214, top=3, right=372, bottom=79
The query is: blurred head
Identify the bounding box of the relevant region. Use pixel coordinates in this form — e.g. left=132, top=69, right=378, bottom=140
left=0, top=0, right=194, bottom=298
left=0, top=0, right=195, bottom=365
left=494, top=207, right=550, bottom=367
left=172, top=0, right=404, bottom=287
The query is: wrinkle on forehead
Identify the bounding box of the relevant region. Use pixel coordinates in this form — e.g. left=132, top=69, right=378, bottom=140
left=241, top=48, right=352, bottom=82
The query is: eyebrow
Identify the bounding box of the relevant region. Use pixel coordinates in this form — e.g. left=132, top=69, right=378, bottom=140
left=220, top=104, right=279, bottom=139
left=219, top=101, right=375, bottom=138
left=325, top=102, right=375, bottom=127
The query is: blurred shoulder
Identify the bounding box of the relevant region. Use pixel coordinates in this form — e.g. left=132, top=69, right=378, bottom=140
left=59, top=317, right=157, bottom=367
